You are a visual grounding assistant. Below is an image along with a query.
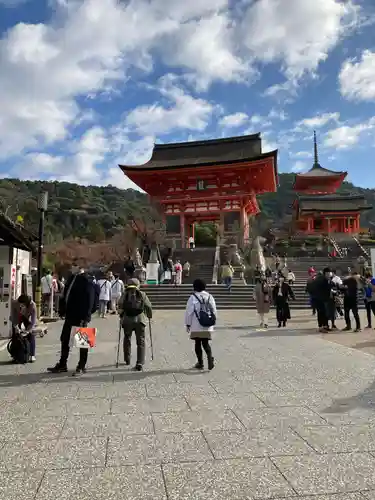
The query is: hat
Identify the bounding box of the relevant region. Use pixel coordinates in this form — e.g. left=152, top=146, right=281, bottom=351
left=127, top=278, right=140, bottom=288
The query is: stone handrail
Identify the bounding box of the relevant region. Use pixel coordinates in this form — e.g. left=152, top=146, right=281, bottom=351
left=212, top=244, right=221, bottom=284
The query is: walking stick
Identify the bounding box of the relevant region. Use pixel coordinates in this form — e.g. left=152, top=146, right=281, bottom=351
left=115, top=318, right=122, bottom=368
left=148, top=318, right=154, bottom=361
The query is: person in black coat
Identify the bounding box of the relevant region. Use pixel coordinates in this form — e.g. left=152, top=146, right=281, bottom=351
left=342, top=270, right=361, bottom=332
left=311, top=268, right=333, bottom=333
left=272, top=276, right=295, bottom=327
left=47, top=268, right=96, bottom=375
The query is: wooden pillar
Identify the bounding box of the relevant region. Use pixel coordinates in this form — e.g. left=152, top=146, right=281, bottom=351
left=327, top=217, right=331, bottom=234
left=219, top=211, right=225, bottom=244
left=180, top=211, right=186, bottom=248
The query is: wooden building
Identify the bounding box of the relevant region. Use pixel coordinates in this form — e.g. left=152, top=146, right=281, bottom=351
left=292, top=132, right=371, bottom=236
left=120, top=134, right=278, bottom=247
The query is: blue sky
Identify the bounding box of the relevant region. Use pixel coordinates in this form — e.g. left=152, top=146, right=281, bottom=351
left=0, top=0, right=375, bottom=190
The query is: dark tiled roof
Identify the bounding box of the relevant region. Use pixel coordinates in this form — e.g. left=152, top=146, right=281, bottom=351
left=0, top=214, right=37, bottom=251
left=298, top=195, right=372, bottom=212
left=120, top=134, right=274, bottom=170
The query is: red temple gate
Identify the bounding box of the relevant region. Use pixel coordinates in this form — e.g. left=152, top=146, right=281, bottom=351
left=120, top=134, right=278, bottom=248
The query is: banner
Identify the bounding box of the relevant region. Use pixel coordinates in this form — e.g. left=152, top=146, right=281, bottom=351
left=72, top=327, right=97, bottom=349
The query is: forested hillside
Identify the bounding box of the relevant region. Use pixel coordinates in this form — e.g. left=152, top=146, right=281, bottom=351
left=0, top=175, right=374, bottom=246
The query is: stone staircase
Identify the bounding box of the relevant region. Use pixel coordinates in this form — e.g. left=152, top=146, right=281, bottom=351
left=142, top=283, right=314, bottom=310
left=173, top=247, right=215, bottom=284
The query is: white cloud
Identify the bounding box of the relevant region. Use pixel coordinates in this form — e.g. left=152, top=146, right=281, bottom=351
left=161, top=14, right=250, bottom=90
left=324, top=119, right=375, bottom=149
left=339, top=50, right=375, bottom=101
left=242, top=0, right=359, bottom=80
left=291, top=161, right=307, bottom=173
left=262, top=137, right=278, bottom=153
left=293, top=151, right=313, bottom=159
left=298, top=112, right=340, bottom=129
left=219, top=112, right=248, bottom=128
left=125, top=77, right=215, bottom=136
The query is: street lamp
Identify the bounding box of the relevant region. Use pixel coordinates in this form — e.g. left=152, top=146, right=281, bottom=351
left=35, top=191, right=48, bottom=319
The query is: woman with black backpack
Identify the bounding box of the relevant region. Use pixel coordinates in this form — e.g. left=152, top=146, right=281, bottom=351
left=185, top=279, right=217, bottom=370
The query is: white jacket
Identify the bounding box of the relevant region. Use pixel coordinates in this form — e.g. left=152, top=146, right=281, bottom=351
left=184, top=291, right=217, bottom=333
left=97, top=279, right=112, bottom=301
left=111, top=279, right=124, bottom=298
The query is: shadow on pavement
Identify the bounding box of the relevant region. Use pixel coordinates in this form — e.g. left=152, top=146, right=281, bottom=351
left=322, top=378, right=375, bottom=415
left=239, top=328, right=319, bottom=338
left=0, top=366, right=208, bottom=389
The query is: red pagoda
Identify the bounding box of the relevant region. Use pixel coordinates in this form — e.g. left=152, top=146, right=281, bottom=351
left=293, top=132, right=370, bottom=235
left=120, top=134, right=278, bottom=247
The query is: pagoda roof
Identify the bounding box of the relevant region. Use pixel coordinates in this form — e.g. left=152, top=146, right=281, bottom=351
left=297, top=194, right=371, bottom=213
left=296, top=164, right=347, bottom=178
left=120, top=133, right=270, bottom=171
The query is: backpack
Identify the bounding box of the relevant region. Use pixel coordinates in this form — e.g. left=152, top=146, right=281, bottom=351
left=7, top=330, right=30, bottom=364
left=122, top=288, right=145, bottom=317
left=193, top=293, right=216, bottom=328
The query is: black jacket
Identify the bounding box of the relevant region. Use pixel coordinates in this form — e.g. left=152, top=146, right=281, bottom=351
left=342, top=276, right=359, bottom=301
left=59, top=273, right=95, bottom=325
left=272, top=282, right=295, bottom=302
left=312, top=275, right=332, bottom=301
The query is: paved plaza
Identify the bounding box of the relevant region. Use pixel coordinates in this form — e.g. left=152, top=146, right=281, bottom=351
left=2, top=309, right=375, bottom=498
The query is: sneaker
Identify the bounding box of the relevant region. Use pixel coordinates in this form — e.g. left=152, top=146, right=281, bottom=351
left=72, top=366, right=87, bottom=377
left=208, top=356, right=215, bottom=371
left=124, top=360, right=131, bottom=366
left=264, top=324, right=268, bottom=329
left=278, top=323, right=281, bottom=328
left=194, top=362, right=204, bottom=370
left=354, top=328, right=361, bottom=333
left=47, top=363, right=68, bottom=373
left=365, top=325, right=372, bottom=329
left=342, top=326, right=352, bottom=332
left=29, top=356, right=36, bottom=363
left=260, top=322, right=264, bottom=328
left=132, top=364, right=143, bottom=371
left=282, top=322, right=286, bottom=327
left=331, top=325, right=338, bottom=330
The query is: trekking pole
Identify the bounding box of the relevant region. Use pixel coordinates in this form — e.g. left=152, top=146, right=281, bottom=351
left=115, top=317, right=122, bottom=368
left=148, top=318, right=154, bottom=361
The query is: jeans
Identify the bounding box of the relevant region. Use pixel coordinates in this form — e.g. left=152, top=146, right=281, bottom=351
left=194, top=338, right=213, bottom=365
left=344, top=297, right=360, bottom=330
left=365, top=300, right=375, bottom=327
left=27, top=333, right=36, bottom=356
left=99, top=300, right=107, bottom=316
left=59, top=319, right=89, bottom=368
left=123, top=323, right=146, bottom=365
left=223, top=277, right=232, bottom=290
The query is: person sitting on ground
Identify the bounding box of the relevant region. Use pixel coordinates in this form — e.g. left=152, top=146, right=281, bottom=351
left=185, top=278, right=217, bottom=370
left=118, top=278, right=152, bottom=372
left=11, top=294, right=37, bottom=362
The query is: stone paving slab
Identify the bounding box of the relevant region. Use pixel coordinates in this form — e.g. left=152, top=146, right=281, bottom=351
left=2, top=310, right=375, bottom=498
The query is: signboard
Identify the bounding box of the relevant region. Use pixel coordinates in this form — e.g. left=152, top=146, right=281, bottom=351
left=371, top=248, right=375, bottom=277
left=11, top=266, right=16, bottom=286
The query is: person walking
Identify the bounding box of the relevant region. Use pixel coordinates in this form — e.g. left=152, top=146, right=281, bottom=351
left=342, top=270, right=361, bottom=332
left=174, top=260, right=183, bottom=286
left=185, top=278, right=217, bottom=370
left=97, top=273, right=112, bottom=318
left=364, top=272, right=375, bottom=328
left=47, top=267, right=96, bottom=374
left=111, top=274, right=124, bottom=314
left=183, top=261, right=191, bottom=278
left=118, top=278, right=152, bottom=371
left=312, top=268, right=332, bottom=333
left=254, top=276, right=271, bottom=328
left=287, top=269, right=295, bottom=286
left=221, top=261, right=234, bottom=292
left=272, top=276, right=295, bottom=327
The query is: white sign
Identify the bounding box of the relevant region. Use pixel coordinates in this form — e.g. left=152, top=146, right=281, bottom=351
left=371, top=248, right=375, bottom=277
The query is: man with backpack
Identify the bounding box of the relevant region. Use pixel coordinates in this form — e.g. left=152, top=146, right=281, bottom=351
left=184, top=278, right=217, bottom=370
left=118, top=278, right=152, bottom=371
left=47, top=266, right=97, bottom=375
